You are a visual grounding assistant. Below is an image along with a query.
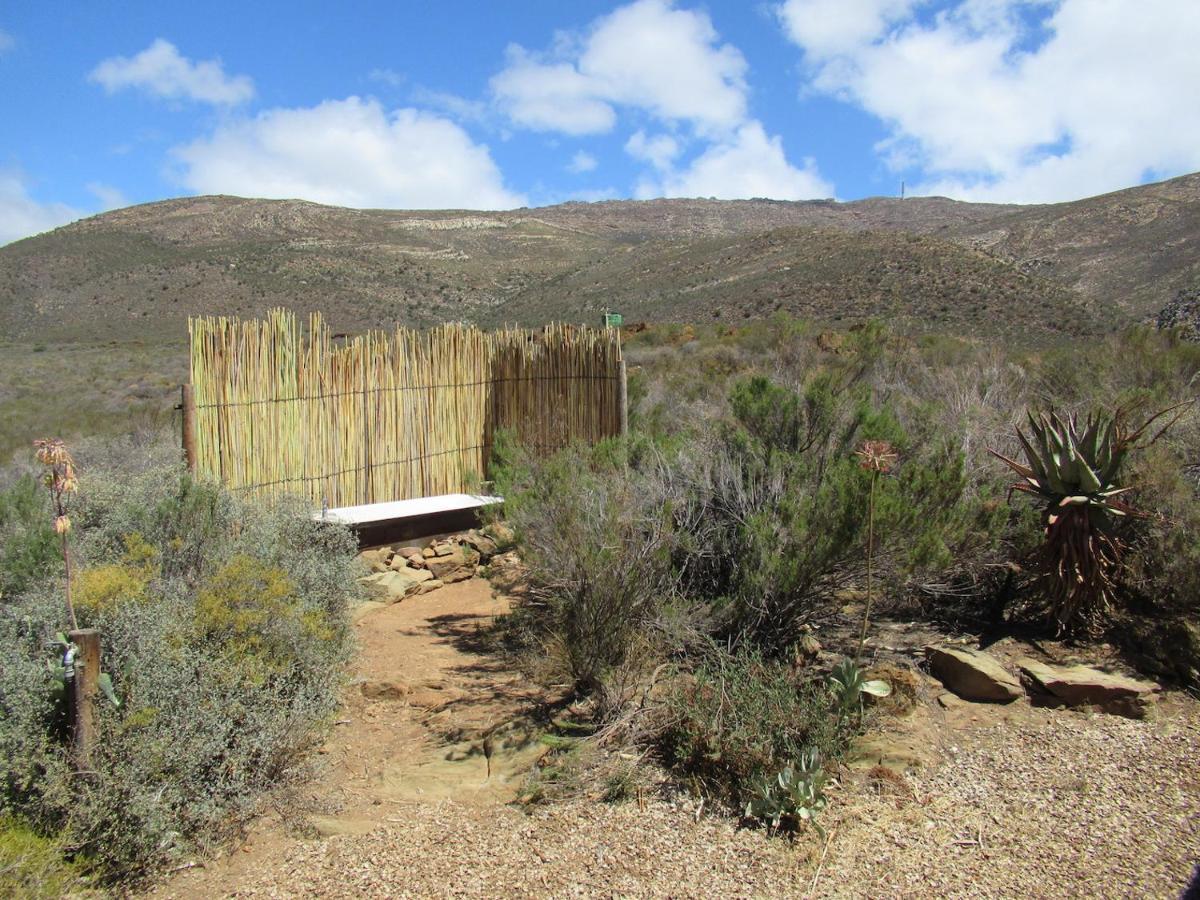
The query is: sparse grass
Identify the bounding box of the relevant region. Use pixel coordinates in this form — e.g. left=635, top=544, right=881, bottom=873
left=0, top=341, right=186, bottom=465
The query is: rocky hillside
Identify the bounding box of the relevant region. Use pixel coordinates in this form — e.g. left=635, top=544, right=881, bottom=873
left=1, top=172, right=1197, bottom=342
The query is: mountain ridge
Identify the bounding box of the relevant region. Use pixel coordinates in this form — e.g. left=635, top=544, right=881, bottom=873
left=2, top=172, right=1197, bottom=342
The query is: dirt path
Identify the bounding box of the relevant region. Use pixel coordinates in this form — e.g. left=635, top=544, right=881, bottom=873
left=154, top=584, right=1200, bottom=898
left=156, top=577, right=561, bottom=898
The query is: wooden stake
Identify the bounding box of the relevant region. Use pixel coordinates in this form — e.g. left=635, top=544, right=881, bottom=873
left=181, top=384, right=198, bottom=472
left=618, top=358, right=629, bottom=437
left=68, top=628, right=101, bottom=774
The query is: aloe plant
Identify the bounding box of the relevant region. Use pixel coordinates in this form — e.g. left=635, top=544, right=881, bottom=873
left=828, top=657, right=891, bottom=720
left=990, top=404, right=1188, bottom=633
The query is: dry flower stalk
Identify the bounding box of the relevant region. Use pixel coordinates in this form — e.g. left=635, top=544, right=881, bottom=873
left=34, top=437, right=79, bottom=630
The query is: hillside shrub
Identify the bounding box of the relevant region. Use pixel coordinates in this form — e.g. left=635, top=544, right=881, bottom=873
left=0, top=476, right=57, bottom=600
left=497, top=439, right=685, bottom=692
left=0, top=461, right=359, bottom=880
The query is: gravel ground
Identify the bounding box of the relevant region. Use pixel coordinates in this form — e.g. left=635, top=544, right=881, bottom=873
left=169, top=697, right=1200, bottom=899
left=154, top=578, right=1200, bottom=898
left=815, top=701, right=1200, bottom=899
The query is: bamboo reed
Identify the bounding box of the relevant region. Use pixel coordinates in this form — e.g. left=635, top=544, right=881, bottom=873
left=188, top=309, right=623, bottom=505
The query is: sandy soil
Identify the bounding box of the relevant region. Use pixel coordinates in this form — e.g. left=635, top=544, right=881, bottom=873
left=152, top=579, right=1200, bottom=899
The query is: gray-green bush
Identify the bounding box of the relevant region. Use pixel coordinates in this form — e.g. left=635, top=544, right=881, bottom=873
left=0, top=459, right=360, bottom=879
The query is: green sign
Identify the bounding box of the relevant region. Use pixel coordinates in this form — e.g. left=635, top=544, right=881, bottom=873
left=603, top=312, right=623, bottom=328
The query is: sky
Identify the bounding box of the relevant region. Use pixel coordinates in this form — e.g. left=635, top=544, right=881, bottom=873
left=2, top=0, right=1199, bottom=245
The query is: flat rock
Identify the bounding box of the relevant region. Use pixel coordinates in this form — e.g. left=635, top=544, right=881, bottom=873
left=847, top=733, right=936, bottom=774
left=308, top=815, right=378, bottom=838
left=351, top=600, right=387, bottom=623
left=925, top=645, right=1022, bottom=702
left=427, top=549, right=473, bottom=581
left=377, top=569, right=424, bottom=599
left=460, top=530, right=499, bottom=561
left=1017, top=658, right=1160, bottom=718
left=360, top=680, right=410, bottom=701
left=417, top=579, right=444, bottom=594
left=937, top=691, right=965, bottom=709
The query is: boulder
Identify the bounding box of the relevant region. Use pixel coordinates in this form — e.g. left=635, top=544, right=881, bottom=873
left=460, top=530, right=499, bottom=561
left=377, top=569, right=425, bottom=599
left=427, top=548, right=477, bottom=582
left=395, top=546, right=424, bottom=558
left=1017, top=658, right=1160, bottom=718
left=406, top=553, right=426, bottom=568
left=925, top=645, right=1022, bottom=702
left=417, top=579, right=444, bottom=594
left=482, top=521, right=515, bottom=551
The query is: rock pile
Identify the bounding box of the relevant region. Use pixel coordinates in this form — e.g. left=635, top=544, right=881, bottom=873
left=925, top=643, right=1161, bottom=719
left=357, top=523, right=514, bottom=602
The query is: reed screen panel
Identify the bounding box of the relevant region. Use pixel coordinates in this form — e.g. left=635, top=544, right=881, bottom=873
left=188, top=309, right=623, bottom=505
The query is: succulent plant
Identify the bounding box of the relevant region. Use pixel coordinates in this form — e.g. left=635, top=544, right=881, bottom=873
left=828, top=658, right=892, bottom=719
left=744, top=746, right=828, bottom=835
left=990, top=404, right=1188, bottom=633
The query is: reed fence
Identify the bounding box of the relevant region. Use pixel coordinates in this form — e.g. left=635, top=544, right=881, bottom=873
left=185, top=309, right=625, bottom=506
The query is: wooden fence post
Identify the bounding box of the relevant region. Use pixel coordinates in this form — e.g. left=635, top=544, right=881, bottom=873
left=181, top=384, right=198, bottom=473
left=618, top=358, right=629, bottom=437
left=68, top=628, right=101, bottom=773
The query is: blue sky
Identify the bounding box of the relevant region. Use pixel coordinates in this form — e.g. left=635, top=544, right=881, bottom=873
left=2, top=0, right=1199, bottom=243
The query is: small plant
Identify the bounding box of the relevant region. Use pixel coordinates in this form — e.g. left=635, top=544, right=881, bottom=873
left=744, top=746, right=829, bottom=836
left=828, top=658, right=891, bottom=721
left=990, top=404, right=1188, bottom=633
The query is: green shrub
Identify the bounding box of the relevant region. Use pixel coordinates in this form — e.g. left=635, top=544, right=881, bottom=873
left=0, top=818, right=89, bottom=898
left=498, top=441, right=682, bottom=692
left=0, top=461, right=359, bottom=880
left=195, top=553, right=337, bottom=682
left=660, top=646, right=847, bottom=802
left=0, top=476, right=57, bottom=600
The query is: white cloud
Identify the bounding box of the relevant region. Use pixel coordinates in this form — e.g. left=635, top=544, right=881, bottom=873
left=89, top=38, right=254, bottom=106
left=0, top=28, right=15, bottom=55
left=639, top=122, right=833, bottom=199
left=490, top=47, right=616, bottom=135
left=490, top=0, right=746, bottom=136
left=492, top=0, right=833, bottom=201
left=0, top=170, right=81, bottom=246
left=87, top=182, right=129, bottom=210
left=625, top=131, right=680, bottom=171
left=777, top=0, right=1200, bottom=202
left=173, top=96, right=525, bottom=210
left=567, top=151, right=598, bottom=174
left=777, top=0, right=917, bottom=56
